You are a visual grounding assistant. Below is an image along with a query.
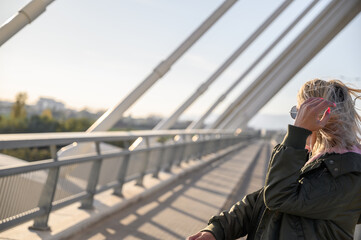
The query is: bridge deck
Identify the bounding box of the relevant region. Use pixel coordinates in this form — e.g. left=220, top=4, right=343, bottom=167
left=67, top=140, right=271, bottom=240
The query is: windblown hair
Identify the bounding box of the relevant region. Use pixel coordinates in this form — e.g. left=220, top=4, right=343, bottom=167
left=297, top=79, right=361, bottom=156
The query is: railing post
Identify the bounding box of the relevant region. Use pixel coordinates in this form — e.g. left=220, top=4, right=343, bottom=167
left=198, top=135, right=207, bottom=159
left=190, top=135, right=199, bottom=161
left=185, top=134, right=197, bottom=163
left=136, top=137, right=150, bottom=186
left=210, top=136, right=215, bottom=154
left=222, top=136, right=226, bottom=149
left=164, top=136, right=178, bottom=172
left=29, top=145, right=59, bottom=231
left=219, top=136, right=224, bottom=151
left=153, top=141, right=165, bottom=178
left=209, top=135, right=215, bottom=154
left=79, top=142, right=102, bottom=209
left=196, top=135, right=202, bottom=160
left=176, top=135, right=187, bottom=166
left=113, top=141, right=130, bottom=197
left=213, top=136, right=220, bottom=153
left=221, top=135, right=227, bottom=150
left=183, top=135, right=192, bottom=163
left=229, top=137, right=233, bottom=147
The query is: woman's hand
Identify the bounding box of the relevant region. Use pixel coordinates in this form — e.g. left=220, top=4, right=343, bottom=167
left=186, top=231, right=216, bottom=240
left=294, top=97, right=335, bottom=132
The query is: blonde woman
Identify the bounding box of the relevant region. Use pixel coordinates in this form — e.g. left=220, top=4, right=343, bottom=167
left=187, top=79, right=361, bottom=240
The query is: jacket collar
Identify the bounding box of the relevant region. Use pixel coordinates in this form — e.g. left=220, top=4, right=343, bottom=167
left=301, top=152, right=361, bottom=178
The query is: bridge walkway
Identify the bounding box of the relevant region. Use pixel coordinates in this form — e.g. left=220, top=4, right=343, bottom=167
left=67, top=139, right=271, bottom=240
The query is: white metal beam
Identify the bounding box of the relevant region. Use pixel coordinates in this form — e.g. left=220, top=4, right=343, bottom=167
left=211, top=0, right=340, bottom=129
left=153, top=0, right=293, bottom=130
left=0, top=0, right=55, bottom=47
left=189, top=0, right=317, bottom=129
left=87, top=0, right=239, bottom=132
left=221, top=0, right=361, bottom=130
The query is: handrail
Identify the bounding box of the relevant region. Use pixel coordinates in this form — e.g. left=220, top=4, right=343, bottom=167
left=0, top=129, right=238, bottom=150
left=0, top=129, right=253, bottom=232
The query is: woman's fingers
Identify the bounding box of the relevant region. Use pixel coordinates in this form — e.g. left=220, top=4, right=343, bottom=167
left=294, top=97, right=335, bottom=131
left=302, top=97, right=319, bottom=104
left=319, top=107, right=332, bottom=127
left=186, top=232, right=216, bottom=240
left=302, top=97, right=321, bottom=106
left=313, top=99, right=334, bottom=113
left=187, top=232, right=202, bottom=240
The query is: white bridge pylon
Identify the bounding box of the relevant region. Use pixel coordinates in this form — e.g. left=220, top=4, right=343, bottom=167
left=1, top=0, right=360, bottom=145
left=86, top=0, right=239, bottom=132
left=189, top=0, right=318, bottom=130
left=213, top=0, right=361, bottom=130
left=84, top=0, right=360, bottom=134
left=154, top=0, right=293, bottom=131
left=124, top=0, right=294, bottom=150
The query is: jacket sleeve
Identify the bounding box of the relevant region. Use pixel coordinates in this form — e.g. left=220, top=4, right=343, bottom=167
left=264, top=125, right=361, bottom=220
left=201, top=188, right=262, bottom=240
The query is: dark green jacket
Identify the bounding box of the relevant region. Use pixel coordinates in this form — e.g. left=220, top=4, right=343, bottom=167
left=203, top=125, right=361, bottom=240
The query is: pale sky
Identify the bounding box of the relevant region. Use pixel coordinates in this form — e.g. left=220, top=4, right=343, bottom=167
left=0, top=0, right=360, bottom=128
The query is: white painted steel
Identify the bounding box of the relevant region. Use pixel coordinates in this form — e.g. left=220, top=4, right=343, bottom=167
left=153, top=0, right=293, bottom=130
left=0, top=0, right=55, bottom=47
left=0, top=129, right=234, bottom=150
left=213, top=0, right=361, bottom=130
left=226, top=0, right=361, bottom=130
left=87, top=0, right=239, bottom=132
left=189, top=0, right=317, bottom=130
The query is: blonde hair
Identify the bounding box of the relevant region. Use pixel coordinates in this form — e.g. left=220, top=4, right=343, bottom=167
left=297, top=79, right=361, bottom=156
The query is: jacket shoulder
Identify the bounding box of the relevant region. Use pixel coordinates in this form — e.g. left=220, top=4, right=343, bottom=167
left=320, top=152, right=361, bottom=178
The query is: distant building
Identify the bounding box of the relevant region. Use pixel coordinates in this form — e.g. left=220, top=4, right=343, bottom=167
left=0, top=97, right=104, bottom=121
left=36, top=97, right=65, bottom=112
left=0, top=101, right=13, bottom=116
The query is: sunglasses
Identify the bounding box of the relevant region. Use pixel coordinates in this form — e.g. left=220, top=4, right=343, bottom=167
left=289, top=104, right=335, bottom=119
left=290, top=105, right=298, bottom=119
left=289, top=96, right=360, bottom=120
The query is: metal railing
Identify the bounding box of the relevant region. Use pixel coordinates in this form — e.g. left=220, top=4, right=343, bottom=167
left=0, top=129, right=254, bottom=232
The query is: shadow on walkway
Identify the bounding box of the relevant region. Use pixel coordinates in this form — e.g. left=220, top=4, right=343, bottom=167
left=67, top=141, right=270, bottom=240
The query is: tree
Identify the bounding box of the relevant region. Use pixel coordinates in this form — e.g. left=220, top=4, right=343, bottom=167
left=59, top=118, right=93, bottom=132
left=11, top=92, right=27, bottom=119
left=28, top=115, right=59, bottom=132
left=41, top=109, right=53, bottom=119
